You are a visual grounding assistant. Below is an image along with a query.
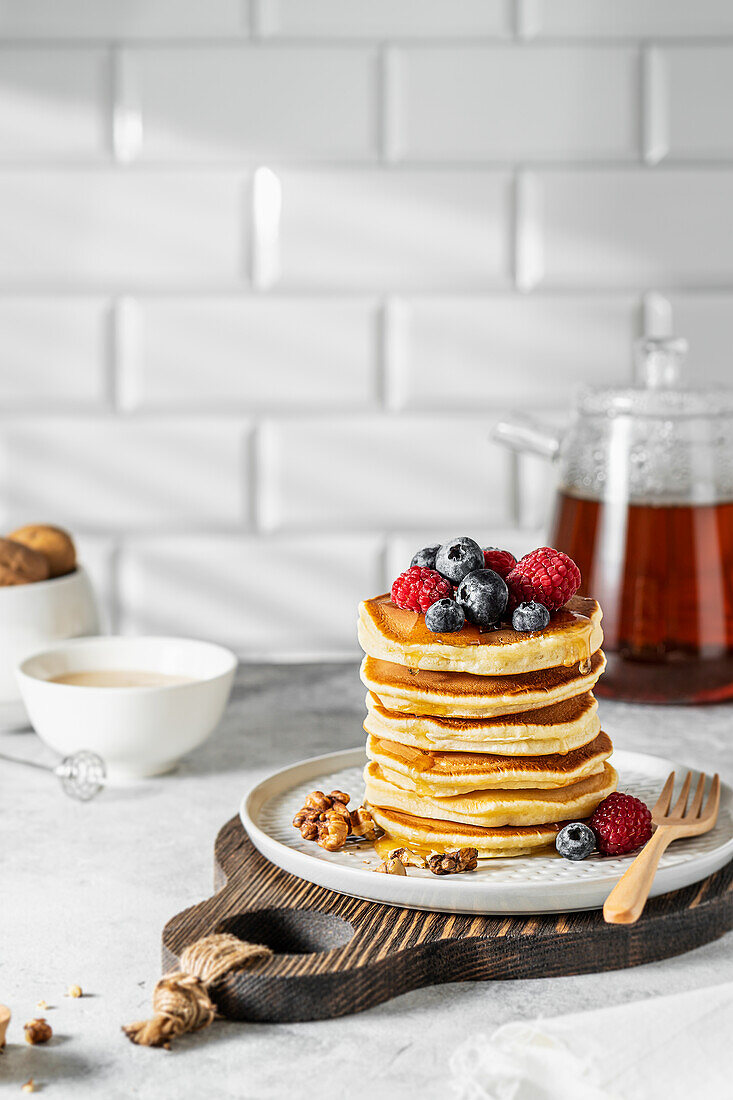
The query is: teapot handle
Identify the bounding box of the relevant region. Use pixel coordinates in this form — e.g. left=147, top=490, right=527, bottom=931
left=492, top=415, right=561, bottom=460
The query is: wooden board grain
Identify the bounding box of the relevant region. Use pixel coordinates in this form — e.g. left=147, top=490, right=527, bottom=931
left=161, top=815, right=733, bottom=1023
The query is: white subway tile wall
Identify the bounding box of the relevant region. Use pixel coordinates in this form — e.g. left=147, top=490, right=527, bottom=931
left=118, top=535, right=384, bottom=658
left=0, top=418, right=251, bottom=531
left=257, top=416, right=512, bottom=531
left=0, top=1, right=730, bottom=657
left=119, top=298, right=380, bottom=411
left=0, top=172, right=249, bottom=288
left=131, top=47, right=380, bottom=161
left=390, top=47, right=640, bottom=161
left=0, top=48, right=109, bottom=158
left=275, top=170, right=513, bottom=290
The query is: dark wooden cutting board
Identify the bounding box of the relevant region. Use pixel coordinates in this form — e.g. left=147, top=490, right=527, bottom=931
left=161, top=815, right=733, bottom=1023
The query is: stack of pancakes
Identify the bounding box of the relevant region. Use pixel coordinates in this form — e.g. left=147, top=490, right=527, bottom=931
left=357, top=593, right=616, bottom=858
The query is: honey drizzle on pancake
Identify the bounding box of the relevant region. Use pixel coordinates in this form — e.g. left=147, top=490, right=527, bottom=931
left=364, top=650, right=605, bottom=699
left=373, top=834, right=434, bottom=861
left=374, top=739, right=436, bottom=771
left=368, top=732, right=613, bottom=778
left=366, top=593, right=598, bottom=652
left=358, top=588, right=614, bottom=857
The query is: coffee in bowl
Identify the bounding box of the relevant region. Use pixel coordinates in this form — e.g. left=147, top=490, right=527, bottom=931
left=50, top=670, right=196, bottom=689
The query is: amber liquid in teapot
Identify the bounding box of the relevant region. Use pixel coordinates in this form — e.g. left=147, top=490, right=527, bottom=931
left=551, top=490, right=733, bottom=703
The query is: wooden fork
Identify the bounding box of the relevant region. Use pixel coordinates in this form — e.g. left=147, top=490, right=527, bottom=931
left=603, top=770, right=720, bottom=925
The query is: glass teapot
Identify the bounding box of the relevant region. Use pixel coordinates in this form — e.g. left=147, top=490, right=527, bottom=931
left=493, top=337, right=733, bottom=704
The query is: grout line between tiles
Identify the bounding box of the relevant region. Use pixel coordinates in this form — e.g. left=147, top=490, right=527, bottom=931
left=247, top=422, right=261, bottom=530
left=642, top=43, right=670, bottom=166
left=380, top=44, right=398, bottom=162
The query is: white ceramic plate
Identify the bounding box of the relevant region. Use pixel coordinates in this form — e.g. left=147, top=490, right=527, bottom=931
left=241, top=748, right=733, bottom=915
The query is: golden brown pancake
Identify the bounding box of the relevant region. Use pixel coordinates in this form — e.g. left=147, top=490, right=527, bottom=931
left=366, top=731, right=613, bottom=795
left=364, top=760, right=617, bottom=827
left=367, top=804, right=574, bottom=858
left=364, top=691, right=600, bottom=755
left=361, top=651, right=606, bottom=718
left=358, top=593, right=602, bottom=675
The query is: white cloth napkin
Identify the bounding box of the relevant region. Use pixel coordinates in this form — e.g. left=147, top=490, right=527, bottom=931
left=450, top=980, right=733, bottom=1100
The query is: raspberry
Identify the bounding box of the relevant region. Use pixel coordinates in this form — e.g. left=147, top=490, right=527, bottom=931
left=505, top=546, right=581, bottom=611
left=482, top=547, right=516, bottom=579
left=391, top=566, right=452, bottom=614
left=590, top=793, right=652, bottom=856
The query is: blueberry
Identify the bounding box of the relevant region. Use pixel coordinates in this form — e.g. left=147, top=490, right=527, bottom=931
left=435, top=536, right=484, bottom=585
left=425, top=598, right=465, bottom=634
left=555, top=822, right=596, bottom=861
left=512, top=600, right=551, bottom=633
left=411, top=544, right=440, bottom=570
left=455, top=568, right=508, bottom=629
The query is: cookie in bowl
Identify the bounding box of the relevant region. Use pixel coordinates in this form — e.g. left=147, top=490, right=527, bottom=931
left=8, top=524, right=76, bottom=579
left=0, top=537, right=50, bottom=586
left=0, top=524, right=98, bottom=730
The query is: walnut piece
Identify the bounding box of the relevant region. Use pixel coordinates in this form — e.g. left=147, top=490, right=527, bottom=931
left=317, top=809, right=350, bottom=852
left=304, top=789, right=350, bottom=813
left=389, top=846, right=427, bottom=869
left=426, top=848, right=479, bottom=876
left=292, top=790, right=356, bottom=851
left=66, top=984, right=83, bottom=999
left=327, top=800, right=351, bottom=823
left=303, top=790, right=332, bottom=812
left=292, top=806, right=322, bottom=841
left=349, top=805, right=381, bottom=841
left=24, top=1019, right=52, bottom=1045
left=21, top=1079, right=36, bottom=1094
left=374, top=857, right=407, bottom=876
left=292, top=807, right=318, bottom=827
left=328, top=790, right=350, bottom=806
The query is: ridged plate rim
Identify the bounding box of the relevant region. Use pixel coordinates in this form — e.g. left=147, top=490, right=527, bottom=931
left=240, top=747, right=733, bottom=915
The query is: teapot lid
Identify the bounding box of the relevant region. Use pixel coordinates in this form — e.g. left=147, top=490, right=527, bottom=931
left=578, top=336, right=733, bottom=417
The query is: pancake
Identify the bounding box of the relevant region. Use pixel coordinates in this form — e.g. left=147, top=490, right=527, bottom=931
left=366, top=731, right=613, bottom=795
left=358, top=593, right=603, bottom=675
left=364, top=760, right=617, bottom=827
left=361, top=651, right=606, bottom=718
left=367, top=804, right=574, bottom=858
left=364, top=691, right=600, bottom=755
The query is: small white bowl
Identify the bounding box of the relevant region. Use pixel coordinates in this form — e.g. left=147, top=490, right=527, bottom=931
left=16, top=636, right=237, bottom=780
left=0, top=566, right=100, bottom=730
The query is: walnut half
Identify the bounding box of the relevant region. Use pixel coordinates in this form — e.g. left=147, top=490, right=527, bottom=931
left=317, top=809, right=350, bottom=852
left=389, top=846, right=427, bottom=869
left=426, top=848, right=479, bottom=876
left=349, top=805, right=380, bottom=841
left=24, top=1019, right=52, bottom=1045
left=374, top=857, right=407, bottom=876
left=292, top=791, right=385, bottom=854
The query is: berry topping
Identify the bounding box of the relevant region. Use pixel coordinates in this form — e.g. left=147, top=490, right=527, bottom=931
left=455, top=568, right=508, bottom=629
left=411, top=544, right=440, bottom=570
left=555, top=822, right=596, bottom=861
left=512, top=600, right=551, bottom=633
left=435, top=537, right=485, bottom=585
left=391, top=566, right=452, bottom=614
left=506, top=546, right=581, bottom=611
left=425, top=598, right=466, bottom=634
left=482, top=547, right=517, bottom=579
left=590, top=793, right=652, bottom=856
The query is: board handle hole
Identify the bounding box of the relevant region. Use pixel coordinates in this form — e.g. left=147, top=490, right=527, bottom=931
left=216, top=907, right=354, bottom=956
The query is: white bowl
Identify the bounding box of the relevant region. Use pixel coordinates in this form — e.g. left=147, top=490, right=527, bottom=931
left=16, top=636, right=237, bottom=780
left=0, top=566, right=100, bottom=730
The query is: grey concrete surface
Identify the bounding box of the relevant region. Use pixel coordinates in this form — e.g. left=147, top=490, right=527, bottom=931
left=1, top=664, right=731, bottom=1099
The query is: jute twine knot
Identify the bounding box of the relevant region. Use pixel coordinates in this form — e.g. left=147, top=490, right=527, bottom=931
left=123, top=933, right=272, bottom=1049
